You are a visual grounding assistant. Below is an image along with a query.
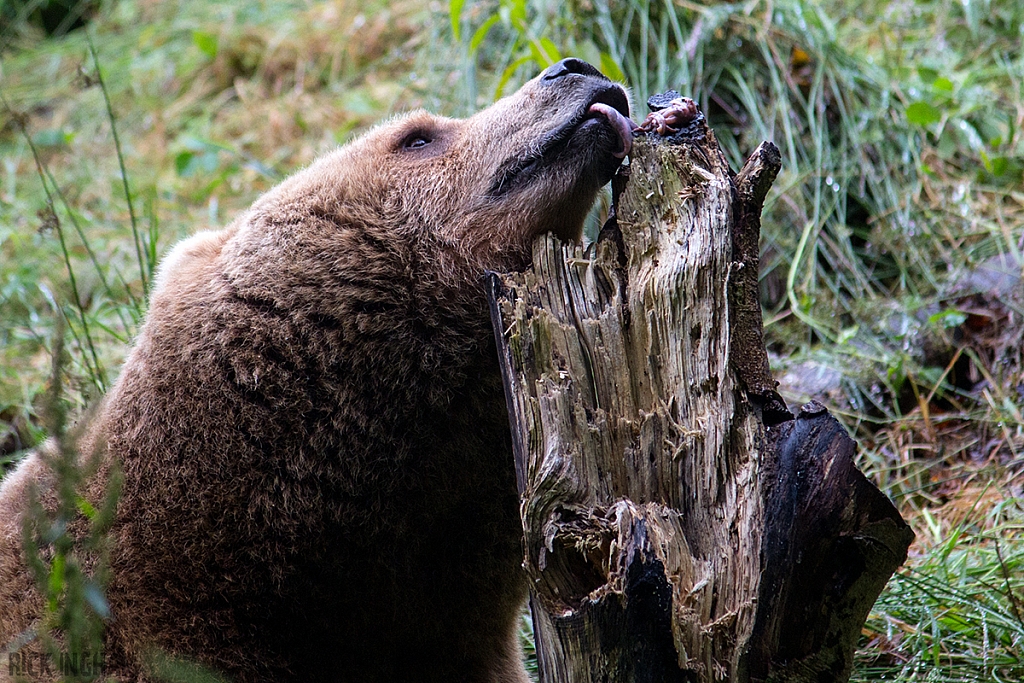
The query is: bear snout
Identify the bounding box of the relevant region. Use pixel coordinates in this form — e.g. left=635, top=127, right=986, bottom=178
left=541, top=57, right=609, bottom=82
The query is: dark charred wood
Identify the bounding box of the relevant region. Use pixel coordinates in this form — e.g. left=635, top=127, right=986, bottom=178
left=745, top=402, right=915, bottom=682
left=729, top=141, right=791, bottom=426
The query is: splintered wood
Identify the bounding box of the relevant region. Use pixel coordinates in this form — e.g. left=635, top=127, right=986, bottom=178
left=488, top=111, right=913, bottom=683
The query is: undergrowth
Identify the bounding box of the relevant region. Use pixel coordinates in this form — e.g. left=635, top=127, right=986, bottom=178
left=1, top=0, right=1022, bottom=680
left=14, top=320, right=121, bottom=682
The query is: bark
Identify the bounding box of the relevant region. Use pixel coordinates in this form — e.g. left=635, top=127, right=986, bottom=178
left=487, top=110, right=914, bottom=682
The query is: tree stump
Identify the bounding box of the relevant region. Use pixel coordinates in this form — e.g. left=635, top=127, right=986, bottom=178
left=487, top=99, right=914, bottom=683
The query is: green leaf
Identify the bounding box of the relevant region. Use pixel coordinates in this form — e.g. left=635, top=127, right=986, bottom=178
left=174, top=151, right=195, bottom=176
left=529, top=38, right=560, bottom=67
left=906, top=101, right=941, bottom=126
left=938, top=610, right=971, bottom=632
left=175, top=151, right=220, bottom=178
left=192, top=31, right=218, bottom=59
left=32, top=129, right=73, bottom=148
left=988, top=155, right=1009, bottom=177
left=508, top=0, right=528, bottom=30
left=76, top=496, right=97, bottom=520
left=932, top=76, right=954, bottom=93
left=927, top=309, right=967, bottom=329
left=48, top=553, right=66, bottom=609
left=469, top=14, right=500, bottom=54
left=599, top=52, right=625, bottom=83
left=887, top=357, right=906, bottom=393
left=494, top=55, right=536, bottom=100
left=449, top=0, right=465, bottom=42
left=539, top=38, right=560, bottom=64
left=917, top=66, right=939, bottom=84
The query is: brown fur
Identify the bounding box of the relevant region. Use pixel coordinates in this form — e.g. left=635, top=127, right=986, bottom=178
left=0, top=59, right=630, bottom=682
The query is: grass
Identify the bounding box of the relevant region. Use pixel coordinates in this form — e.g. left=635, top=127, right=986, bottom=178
left=1, top=0, right=1022, bottom=680
left=856, top=481, right=1024, bottom=680
left=15, top=319, right=121, bottom=681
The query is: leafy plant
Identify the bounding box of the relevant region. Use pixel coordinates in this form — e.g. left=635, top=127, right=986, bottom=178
left=17, top=320, right=122, bottom=682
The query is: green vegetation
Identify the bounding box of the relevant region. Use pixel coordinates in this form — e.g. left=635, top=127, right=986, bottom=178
left=16, top=321, right=120, bottom=682
left=1, top=0, right=1021, bottom=680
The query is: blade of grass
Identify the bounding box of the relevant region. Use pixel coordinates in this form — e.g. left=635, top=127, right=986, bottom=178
left=87, top=32, right=147, bottom=298
left=42, top=166, right=133, bottom=336
left=4, top=92, right=107, bottom=392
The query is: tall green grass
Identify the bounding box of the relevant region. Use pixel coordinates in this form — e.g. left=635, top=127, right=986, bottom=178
left=856, top=489, right=1024, bottom=681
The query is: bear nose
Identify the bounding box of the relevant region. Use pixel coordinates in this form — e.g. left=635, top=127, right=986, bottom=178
left=541, top=57, right=608, bottom=82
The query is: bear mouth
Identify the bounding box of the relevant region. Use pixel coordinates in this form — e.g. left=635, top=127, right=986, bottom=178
left=488, top=85, right=633, bottom=197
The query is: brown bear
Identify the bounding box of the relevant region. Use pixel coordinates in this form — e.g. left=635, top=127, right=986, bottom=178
left=0, top=58, right=633, bottom=683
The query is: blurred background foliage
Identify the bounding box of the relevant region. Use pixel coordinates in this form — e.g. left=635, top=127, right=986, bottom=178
left=1, top=0, right=1022, bottom=680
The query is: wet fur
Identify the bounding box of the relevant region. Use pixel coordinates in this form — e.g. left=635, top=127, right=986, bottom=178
left=0, top=61, right=629, bottom=682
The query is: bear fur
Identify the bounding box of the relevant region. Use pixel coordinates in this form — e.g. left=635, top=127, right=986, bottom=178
left=0, top=58, right=632, bottom=683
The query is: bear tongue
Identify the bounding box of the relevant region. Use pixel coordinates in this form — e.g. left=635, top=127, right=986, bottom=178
left=588, top=102, right=635, bottom=159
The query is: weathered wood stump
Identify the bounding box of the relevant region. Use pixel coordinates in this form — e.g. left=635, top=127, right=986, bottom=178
left=487, top=99, right=914, bottom=683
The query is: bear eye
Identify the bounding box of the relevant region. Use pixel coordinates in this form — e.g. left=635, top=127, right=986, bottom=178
left=401, top=133, right=433, bottom=150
